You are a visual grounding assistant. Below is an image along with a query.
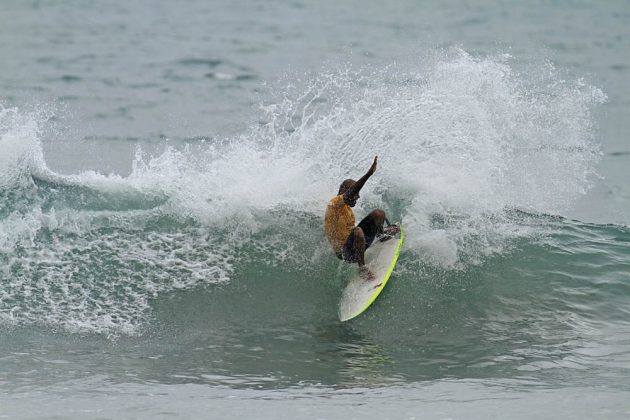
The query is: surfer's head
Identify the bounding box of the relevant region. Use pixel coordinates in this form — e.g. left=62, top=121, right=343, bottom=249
left=339, top=179, right=358, bottom=207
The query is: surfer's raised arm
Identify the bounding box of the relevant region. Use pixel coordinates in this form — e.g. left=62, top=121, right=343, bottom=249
left=343, top=156, right=377, bottom=204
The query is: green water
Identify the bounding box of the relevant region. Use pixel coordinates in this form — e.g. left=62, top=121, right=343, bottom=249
left=1, top=0, right=630, bottom=418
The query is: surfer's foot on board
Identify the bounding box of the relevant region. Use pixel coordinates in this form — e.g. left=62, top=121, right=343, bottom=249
left=359, top=265, right=375, bottom=281
left=385, top=224, right=400, bottom=235
left=378, top=224, right=400, bottom=242
left=359, top=267, right=381, bottom=288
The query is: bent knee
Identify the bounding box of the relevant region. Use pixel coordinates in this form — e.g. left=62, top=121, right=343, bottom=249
left=370, top=209, right=386, bottom=222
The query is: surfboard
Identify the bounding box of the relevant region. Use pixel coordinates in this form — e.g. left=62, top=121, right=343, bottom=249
left=339, top=225, right=404, bottom=322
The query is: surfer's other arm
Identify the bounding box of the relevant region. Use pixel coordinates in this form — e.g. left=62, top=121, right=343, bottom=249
left=341, top=156, right=377, bottom=206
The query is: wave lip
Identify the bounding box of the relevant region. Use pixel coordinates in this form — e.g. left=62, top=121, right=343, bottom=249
left=0, top=107, right=47, bottom=189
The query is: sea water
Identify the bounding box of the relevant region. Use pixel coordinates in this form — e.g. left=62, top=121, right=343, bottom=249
left=1, top=1, right=629, bottom=418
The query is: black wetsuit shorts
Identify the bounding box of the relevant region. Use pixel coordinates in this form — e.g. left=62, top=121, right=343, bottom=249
left=336, top=214, right=380, bottom=263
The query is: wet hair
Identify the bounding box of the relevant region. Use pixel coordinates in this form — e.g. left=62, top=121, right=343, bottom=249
left=338, top=179, right=356, bottom=195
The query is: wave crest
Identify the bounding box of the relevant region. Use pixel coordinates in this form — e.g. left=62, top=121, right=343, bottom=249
left=0, top=49, right=607, bottom=333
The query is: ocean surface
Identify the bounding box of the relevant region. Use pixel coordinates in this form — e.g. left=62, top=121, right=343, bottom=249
left=1, top=0, right=630, bottom=418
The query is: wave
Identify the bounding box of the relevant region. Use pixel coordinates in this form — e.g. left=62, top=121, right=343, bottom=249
left=0, top=48, right=611, bottom=335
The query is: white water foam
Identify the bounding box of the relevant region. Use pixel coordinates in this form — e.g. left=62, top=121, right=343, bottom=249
left=0, top=106, right=47, bottom=189
left=1, top=108, right=236, bottom=335
left=0, top=49, right=605, bottom=333
left=158, top=48, right=604, bottom=268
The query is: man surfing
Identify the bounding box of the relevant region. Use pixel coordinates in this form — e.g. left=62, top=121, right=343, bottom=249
left=324, top=156, right=399, bottom=280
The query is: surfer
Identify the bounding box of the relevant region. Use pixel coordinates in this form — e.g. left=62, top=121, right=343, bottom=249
left=324, top=156, right=399, bottom=280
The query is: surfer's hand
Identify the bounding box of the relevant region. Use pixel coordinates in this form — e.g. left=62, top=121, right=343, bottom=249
left=367, top=156, right=377, bottom=176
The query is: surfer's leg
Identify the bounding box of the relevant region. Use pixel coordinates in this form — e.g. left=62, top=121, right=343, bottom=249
left=341, top=227, right=367, bottom=266
left=356, top=209, right=386, bottom=248
left=342, top=227, right=377, bottom=280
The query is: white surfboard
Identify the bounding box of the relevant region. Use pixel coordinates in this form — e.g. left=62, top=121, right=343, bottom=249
left=339, top=225, right=404, bottom=322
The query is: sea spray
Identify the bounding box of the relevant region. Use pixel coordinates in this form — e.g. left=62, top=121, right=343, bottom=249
left=248, top=48, right=606, bottom=267
left=0, top=49, right=606, bottom=334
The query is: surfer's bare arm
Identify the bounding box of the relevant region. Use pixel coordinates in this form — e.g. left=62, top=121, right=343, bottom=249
left=344, top=156, right=377, bottom=202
